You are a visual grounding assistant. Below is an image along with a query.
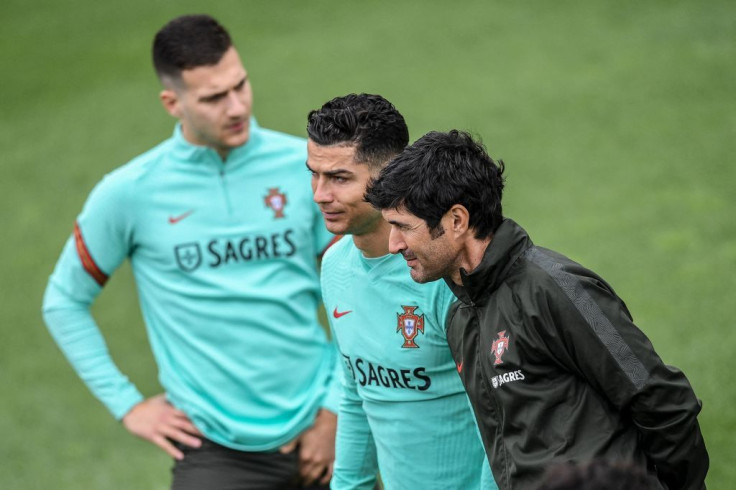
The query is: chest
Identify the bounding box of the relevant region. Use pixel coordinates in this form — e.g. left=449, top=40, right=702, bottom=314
left=448, top=289, right=560, bottom=393
left=129, top=163, right=317, bottom=274
left=335, top=289, right=448, bottom=359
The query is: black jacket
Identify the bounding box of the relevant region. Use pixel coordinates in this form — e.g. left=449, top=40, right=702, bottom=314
left=445, top=219, right=708, bottom=490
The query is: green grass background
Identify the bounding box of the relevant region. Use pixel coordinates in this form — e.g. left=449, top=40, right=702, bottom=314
left=2, top=0, right=733, bottom=487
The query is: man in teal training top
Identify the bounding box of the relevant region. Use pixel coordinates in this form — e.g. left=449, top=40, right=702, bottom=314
left=307, top=93, right=496, bottom=489
left=42, top=14, right=339, bottom=489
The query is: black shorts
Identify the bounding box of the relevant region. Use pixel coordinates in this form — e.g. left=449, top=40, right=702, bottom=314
left=171, top=439, right=330, bottom=490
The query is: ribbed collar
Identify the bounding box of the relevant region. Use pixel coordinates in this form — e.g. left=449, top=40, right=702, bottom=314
left=169, top=117, right=262, bottom=169
left=357, top=247, right=397, bottom=275
left=445, top=219, right=533, bottom=305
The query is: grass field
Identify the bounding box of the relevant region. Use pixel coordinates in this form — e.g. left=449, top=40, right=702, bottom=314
left=2, top=0, right=733, bottom=487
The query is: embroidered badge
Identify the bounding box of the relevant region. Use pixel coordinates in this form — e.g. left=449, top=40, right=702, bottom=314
left=396, top=305, right=425, bottom=348
left=491, top=330, right=510, bottom=365
left=174, top=243, right=202, bottom=272
left=264, top=188, right=287, bottom=218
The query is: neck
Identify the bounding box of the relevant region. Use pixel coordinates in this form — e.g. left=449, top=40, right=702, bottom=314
left=450, top=235, right=492, bottom=285
left=216, top=148, right=230, bottom=161
left=179, top=123, right=231, bottom=161
left=353, top=219, right=391, bottom=258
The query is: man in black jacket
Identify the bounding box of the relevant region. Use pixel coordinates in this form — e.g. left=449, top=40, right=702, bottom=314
left=365, top=130, right=708, bottom=490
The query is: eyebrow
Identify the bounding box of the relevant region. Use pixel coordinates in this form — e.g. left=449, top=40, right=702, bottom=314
left=386, top=218, right=407, bottom=227
left=198, top=75, right=248, bottom=102
left=388, top=217, right=420, bottom=229
left=304, top=161, right=354, bottom=177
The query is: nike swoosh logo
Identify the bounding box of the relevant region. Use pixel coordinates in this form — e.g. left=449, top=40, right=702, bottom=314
left=456, top=361, right=464, bottom=373
left=333, top=307, right=352, bottom=319
left=168, top=210, right=194, bottom=224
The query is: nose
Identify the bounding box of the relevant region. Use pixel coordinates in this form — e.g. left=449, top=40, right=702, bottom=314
left=312, top=177, right=332, bottom=204
left=226, top=90, right=247, bottom=117
left=387, top=227, right=405, bottom=255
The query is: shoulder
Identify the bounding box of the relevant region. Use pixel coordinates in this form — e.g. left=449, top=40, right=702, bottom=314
left=320, top=238, right=357, bottom=307
left=85, top=138, right=173, bottom=206
left=322, top=236, right=355, bottom=270
left=258, top=125, right=306, bottom=147
left=102, top=138, right=173, bottom=186
left=508, top=245, right=615, bottom=309
left=253, top=126, right=307, bottom=160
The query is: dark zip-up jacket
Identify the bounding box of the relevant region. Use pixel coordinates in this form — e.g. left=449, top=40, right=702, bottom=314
left=445, top=219, right=708, bottom=490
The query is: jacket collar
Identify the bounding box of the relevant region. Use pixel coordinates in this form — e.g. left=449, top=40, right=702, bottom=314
left=445, top=218, right=533, bottom=304
left=170, top=117, right=262, bottom=168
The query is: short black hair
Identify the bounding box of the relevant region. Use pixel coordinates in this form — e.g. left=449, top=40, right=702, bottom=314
left=365, top=130, right=505, bottom=240
left=306, top=93, right=409, bottom=169
left=153, top=14, right=232, bottom=82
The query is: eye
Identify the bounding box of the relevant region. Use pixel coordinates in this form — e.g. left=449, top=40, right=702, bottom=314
left=202, top=93, right=226, bottom=103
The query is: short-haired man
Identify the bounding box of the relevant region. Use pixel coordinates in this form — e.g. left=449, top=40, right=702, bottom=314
left=365, top=130, right=708, bottom=489
left=307, top=95, right=495, bottom=489
left=43, top=14, right=338, bottom=489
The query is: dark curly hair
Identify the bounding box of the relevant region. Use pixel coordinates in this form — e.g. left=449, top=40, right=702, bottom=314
left=365, top=129, right=505, bottom=239
left=307, top=93, right=409, bottom=170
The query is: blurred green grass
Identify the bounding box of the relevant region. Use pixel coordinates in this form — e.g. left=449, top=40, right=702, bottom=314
left=2, top=0, right=733, bottom=487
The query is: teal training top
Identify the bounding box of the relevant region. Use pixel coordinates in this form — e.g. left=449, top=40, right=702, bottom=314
left=42, top=120, right=340, bottom=451
left=321, top=237, right=496, bottom=490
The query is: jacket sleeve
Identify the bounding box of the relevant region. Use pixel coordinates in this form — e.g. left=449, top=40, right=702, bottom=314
left=540, top=271, right=708, bottom=489
left=330, top=359, right=379, bottom=490
left=41, top=175, right=143, bottom=420
left=319, top=251, right=379, bottom=489
left=319, top=341, right=342, bottom=415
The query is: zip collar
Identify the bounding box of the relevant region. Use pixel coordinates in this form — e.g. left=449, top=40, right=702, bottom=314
left=445, top=219, right=533, bottom=305
left=169, top=117, right=262, bottom=169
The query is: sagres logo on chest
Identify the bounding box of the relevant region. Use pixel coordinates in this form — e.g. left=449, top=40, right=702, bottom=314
left=396, top=305, right=425, bottom=348
left=174, top=243, right=202, bottom=272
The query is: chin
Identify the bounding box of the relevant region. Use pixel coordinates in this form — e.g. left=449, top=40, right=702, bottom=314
left=409, top=269, right=429, bottom=284
left=410, top=268, right=442, bottom=284
left=225, top=130, right=250, bottom=149
left=325, top=222, right=348, bottom=235
left=232, top=135, right=250, bottom=148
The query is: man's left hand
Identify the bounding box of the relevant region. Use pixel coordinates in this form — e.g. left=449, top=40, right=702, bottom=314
left=280, top=409, right=337, bottom=486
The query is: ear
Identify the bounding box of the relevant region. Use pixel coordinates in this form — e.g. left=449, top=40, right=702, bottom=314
left=160, top=89, right=181, bottom=118
left=447, top=204, right=470, bottom=237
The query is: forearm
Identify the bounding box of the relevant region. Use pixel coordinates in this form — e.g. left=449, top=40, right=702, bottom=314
left=541, top=277, right=709, bottom=488
left=321, top=342, right=342, bottom=415
left=331, top=387, right=378, bottom=490
left=632, top=366, right=709, bottom=489
left=43, top=279, right=143, bottom=419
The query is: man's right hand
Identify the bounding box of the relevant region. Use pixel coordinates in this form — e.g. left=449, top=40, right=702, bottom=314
left=122, top=394, right=202, bottom=460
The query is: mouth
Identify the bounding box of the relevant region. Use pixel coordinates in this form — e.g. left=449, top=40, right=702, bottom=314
left=402, top=253, right=418, bottom=266
left=227, top=120, right=247, bottom=133
left=320, top=209, right=343, bottom=221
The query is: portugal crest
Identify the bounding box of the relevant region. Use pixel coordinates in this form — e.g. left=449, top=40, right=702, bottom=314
left=264, top=187, right=287, bottom=219
left=396, top=305, right=425, bottom=348
left=491, top=330, right=510, bottom=365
